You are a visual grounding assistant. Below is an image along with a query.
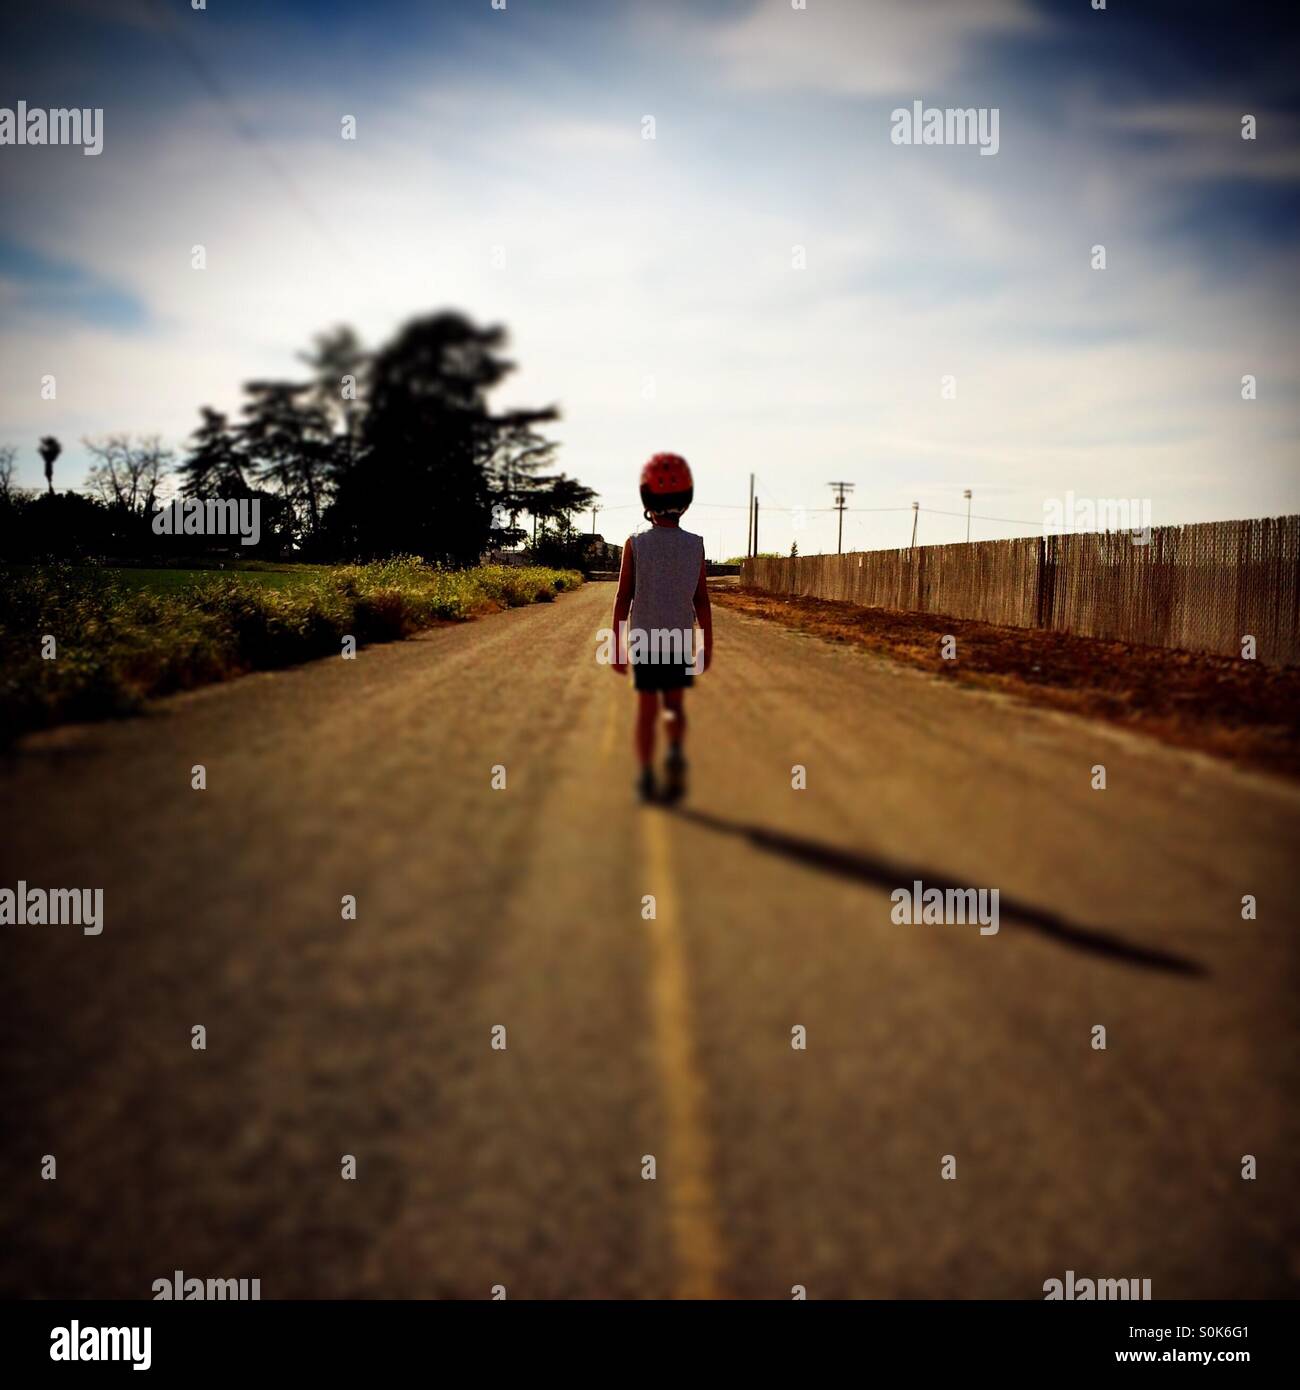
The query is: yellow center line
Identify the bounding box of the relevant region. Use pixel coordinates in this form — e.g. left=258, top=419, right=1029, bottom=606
left=641, top=806, right=725, bottom=1299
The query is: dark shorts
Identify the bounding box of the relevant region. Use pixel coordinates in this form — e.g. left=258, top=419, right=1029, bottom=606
left=632, top=661, right=695, bottom=693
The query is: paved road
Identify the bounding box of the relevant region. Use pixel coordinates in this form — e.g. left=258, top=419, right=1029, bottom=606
left=2, top=580, right=1297, bottom=1298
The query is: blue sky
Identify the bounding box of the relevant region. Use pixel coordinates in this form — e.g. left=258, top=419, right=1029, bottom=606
left=1, top=0, right=1297, bottom=555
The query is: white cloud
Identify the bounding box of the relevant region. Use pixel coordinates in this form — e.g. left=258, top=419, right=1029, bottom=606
left=0, top=4, right=1296, bottom=562
left=706, top=0, right=1042, bottom=96
left=1086, top=102, right=1300, bottom=181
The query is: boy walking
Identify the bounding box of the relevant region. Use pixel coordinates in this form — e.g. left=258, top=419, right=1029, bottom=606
left=612, top=454, right=711, bottom=803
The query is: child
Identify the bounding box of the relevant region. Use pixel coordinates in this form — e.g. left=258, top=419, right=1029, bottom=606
left=612, top=453, right=712, bottom=803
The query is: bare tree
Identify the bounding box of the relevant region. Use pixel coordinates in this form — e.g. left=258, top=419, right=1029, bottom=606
left=84, top=434, right=174, bottom=513
left=0, top=444, right=17, bottom=502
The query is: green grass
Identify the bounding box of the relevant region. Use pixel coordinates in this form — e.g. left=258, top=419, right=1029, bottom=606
left=106, top=564, right=331, bottom=593
left=0, top=558, right=582, bottom=741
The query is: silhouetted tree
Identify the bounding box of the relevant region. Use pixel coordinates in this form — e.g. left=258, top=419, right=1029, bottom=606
left=6, top=315, right=588, bottom=566
left=299, top=325, right=367, bottom=479
left=2, top=491, right=120, bottom=559
left=84, top=434, right=172, bottom=513
left=178, top=409, right=250, bottom=498
left=332, top=312, right=556, bottom=564
left=488, top=425, right=557, bottom=548
left=239, top=381, right=334, bottom=542
left=39, top=436, right=61, bottom=495
left=528, top=473, right=596, bottom=541
left=0, top=444, right=17, bottom=503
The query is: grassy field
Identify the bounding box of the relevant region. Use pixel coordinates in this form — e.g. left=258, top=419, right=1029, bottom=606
left=0, top=558, right=581, bottom=741
left=104, top=562, right=333, bottom=593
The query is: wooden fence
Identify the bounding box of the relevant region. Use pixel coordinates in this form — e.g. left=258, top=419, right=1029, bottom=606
left=741, top=516, right=1300, bottom=664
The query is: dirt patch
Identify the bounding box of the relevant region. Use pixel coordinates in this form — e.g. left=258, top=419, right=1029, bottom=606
left=713, top=586, right=1300, bottom=778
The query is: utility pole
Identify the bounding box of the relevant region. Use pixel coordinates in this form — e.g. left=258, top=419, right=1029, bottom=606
left=828, top=481, right=855, bottom=554
left=753, top=497, right=760, bottom=556
left=963, top=488, right=972, bottom=543
left=590, top=505, right=600, bottom=534
left=747, top=473, right=755, bottom=558
left=910, top=501, right=919, bottom=550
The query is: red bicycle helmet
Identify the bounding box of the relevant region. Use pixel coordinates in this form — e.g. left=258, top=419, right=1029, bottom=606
left=640, top=453, right=694, bottom=517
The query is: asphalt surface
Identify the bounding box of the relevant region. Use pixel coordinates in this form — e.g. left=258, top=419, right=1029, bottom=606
left=1, top=580, right=1297, bottom=1298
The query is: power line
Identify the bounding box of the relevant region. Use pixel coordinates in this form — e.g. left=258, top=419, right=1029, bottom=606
left=920, top=506, right=1044, bottom=527
left=758, top=481, right=790, bottom=512
left=145, top=0, right=368, bottom=277
left=594, top=499, right=1042, bottom=525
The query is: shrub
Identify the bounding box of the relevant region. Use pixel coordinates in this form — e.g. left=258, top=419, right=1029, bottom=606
left=0, top=559, right=581, bottom=741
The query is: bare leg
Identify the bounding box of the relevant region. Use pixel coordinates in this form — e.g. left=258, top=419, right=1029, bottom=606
left=662, top=688, right=686, bottom=748
left=662, top=689, right=688, bottom=801
left=635, top=691, right=659, bottom=767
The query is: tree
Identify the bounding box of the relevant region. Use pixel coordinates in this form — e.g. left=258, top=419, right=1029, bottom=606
left=84, top=434, right=173, bottom=513
left=178, top=408, right=250, bottom=498
left=39, top=436, right=61, bottom=495
left=0, top=444, right=17, bottom=502
left=5, top=315, right=587, bottom=566
left=239, top=381, right=334, bottom=541
left=790, top=540, right=799, bottom=557
left=332, top=312, right=557, bottom=565
left=528, top=473, right=596, bottom=541
left=488, top=425, right=557, bottom=547
left=299, top=325, right=367, bottom=464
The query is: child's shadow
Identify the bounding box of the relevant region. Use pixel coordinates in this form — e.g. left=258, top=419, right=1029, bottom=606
left=665, top=804, right=1205, bottom=977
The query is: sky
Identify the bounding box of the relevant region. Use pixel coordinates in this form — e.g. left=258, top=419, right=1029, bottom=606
left=1, top=0, right=1298, bottom=558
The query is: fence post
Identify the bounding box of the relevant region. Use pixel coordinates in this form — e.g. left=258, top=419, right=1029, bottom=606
left=1035, top=534, right=1057, bottom=630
